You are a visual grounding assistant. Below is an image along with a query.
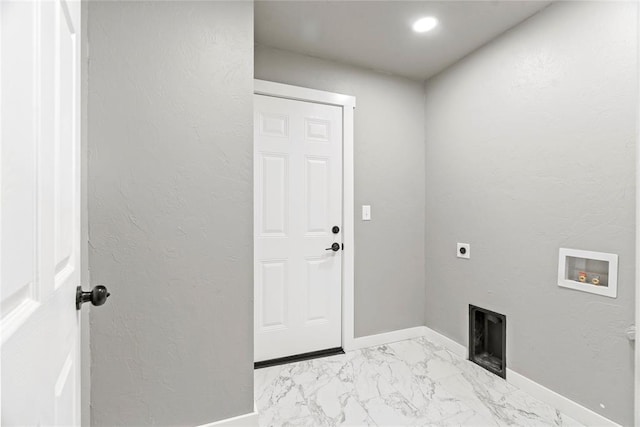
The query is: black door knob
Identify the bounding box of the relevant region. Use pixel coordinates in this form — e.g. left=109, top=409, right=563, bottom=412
left=325, top=243, right=340, bottom=252
left=76, top=285, right=111, bottom=310
left=332, top=226, right=340, bottom=234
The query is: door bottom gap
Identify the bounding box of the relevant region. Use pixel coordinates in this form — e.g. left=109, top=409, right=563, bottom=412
left=254, top=347, right=344, bottom=369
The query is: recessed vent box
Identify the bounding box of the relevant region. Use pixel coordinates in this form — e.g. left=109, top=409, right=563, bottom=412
left=558, top=248, right=618, bottom=298
left=469, top=305, right=506, bottom=379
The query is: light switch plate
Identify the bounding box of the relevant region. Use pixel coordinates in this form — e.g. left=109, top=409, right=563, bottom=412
left=362, top=205, right=371, bottom=221
left=457, top=243, right=470, bottom=259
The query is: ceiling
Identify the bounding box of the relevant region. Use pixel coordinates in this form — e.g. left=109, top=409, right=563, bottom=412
left=255, top=1, right=552, bottom=81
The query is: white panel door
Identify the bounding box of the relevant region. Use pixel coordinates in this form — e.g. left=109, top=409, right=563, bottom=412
left=254, top=94, right=343, bottom=362
left=1, top=0, right=82, bottom=424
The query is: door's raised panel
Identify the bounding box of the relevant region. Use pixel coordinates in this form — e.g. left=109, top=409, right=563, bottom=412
left=53, top=0, right=77, bottom=284
left=260, top=113, right=289, bottom=138
left=260, top=154, right=289, bottom=236
left=1, top=132, right=37, bottom=305
left=304, top=257, right=330, bottom=323
left=1, top=135, right=37, bottom=312
left=54, top=352, right=75, bottom=426
left=305, top=118, right=331, bottom=142
left=259, top=261, right=288, bottom=331
left=305, top=157, right=329, bottom=235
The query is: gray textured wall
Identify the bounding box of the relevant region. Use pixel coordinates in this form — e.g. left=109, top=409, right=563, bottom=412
left=423, top=2, right=636, bottom=425
left=87, top=2, right=254, bottom=425
left=255, top=45, right=426, bottom=337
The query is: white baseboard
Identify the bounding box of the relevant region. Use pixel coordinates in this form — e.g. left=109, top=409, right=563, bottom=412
left=506, top=369, right=620, bottom=427
left=347, top=326, right=427, bottom=351
left=420, top=327, right=620, bottom=427
left=198, top=403, right=259, bottom=427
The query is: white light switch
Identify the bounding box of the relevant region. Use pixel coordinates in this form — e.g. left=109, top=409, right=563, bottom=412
left=362, top=205, right=371, bottom=221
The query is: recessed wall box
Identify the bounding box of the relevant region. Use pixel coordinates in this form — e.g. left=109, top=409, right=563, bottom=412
left=469, top=305, right=506, bottom=379
left=558, top=248, right=618, bottom=298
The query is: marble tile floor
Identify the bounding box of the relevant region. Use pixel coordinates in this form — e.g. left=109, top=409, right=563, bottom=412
left=254, top=337, right=583, bottom=427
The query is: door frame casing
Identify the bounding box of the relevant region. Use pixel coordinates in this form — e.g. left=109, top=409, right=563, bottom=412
left=635, top=4, right=640, bottom=425
left=253, top=79, right=357, bottom=352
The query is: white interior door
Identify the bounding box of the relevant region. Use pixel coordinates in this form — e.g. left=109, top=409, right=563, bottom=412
left=254, top=94, right=343, bottom=362
left=1, top=0, right=82, bottom=424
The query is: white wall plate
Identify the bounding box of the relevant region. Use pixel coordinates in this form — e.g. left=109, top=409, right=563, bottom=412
left=457, top=243, right=470, bottom=259
left=558, top=248, right=618, bottom=298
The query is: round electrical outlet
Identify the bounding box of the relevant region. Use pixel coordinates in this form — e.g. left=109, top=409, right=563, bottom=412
left=457, top=243, right=470, bottom=259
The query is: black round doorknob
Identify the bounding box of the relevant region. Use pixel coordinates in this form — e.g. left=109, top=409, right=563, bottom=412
left=325, top=242, right=340, bottom=252
left=332, top=226, right=340, bottom=234
left=76, top=285, right=111, bottom=310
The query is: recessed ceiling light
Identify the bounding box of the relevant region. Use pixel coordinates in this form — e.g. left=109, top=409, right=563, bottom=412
left=412, top=16, right=438, bottom=33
